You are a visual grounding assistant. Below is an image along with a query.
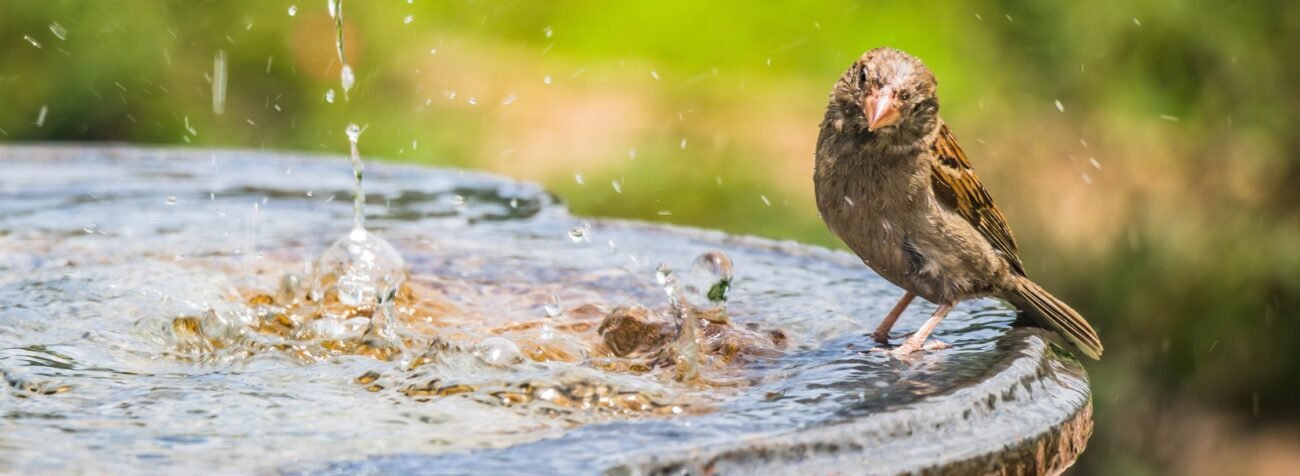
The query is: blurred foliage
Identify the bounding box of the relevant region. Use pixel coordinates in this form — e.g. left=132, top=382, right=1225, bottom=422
left=2, top=1, right=1298, bottom=473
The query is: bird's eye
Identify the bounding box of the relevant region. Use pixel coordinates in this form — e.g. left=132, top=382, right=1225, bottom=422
left=858, top=68, right=869, bottom=86
left=898, top=91, right=912, bottom=101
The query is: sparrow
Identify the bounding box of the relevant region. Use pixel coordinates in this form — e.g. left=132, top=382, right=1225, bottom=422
left=813, top=47, right=1102, bottom=359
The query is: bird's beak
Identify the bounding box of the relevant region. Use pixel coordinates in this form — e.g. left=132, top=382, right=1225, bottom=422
left=862, top=94, right=902, bottom=132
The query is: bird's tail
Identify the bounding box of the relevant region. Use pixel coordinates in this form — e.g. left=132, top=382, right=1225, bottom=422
left=1009, top=276, right=1103, bottom=360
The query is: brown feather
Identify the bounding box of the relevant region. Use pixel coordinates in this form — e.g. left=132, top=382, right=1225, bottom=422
left=928, top=124, right=1025, bottom=275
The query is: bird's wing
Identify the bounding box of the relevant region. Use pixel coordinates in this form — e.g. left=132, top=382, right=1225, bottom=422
left=928, top=123, right=1026, bottom=275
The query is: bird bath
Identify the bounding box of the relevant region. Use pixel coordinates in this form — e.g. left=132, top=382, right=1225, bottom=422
left=0, top=145, right=1092, bottom=474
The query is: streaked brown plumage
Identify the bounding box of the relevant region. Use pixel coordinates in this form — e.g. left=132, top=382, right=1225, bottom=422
left=813, top=47, right=1103, bottom=359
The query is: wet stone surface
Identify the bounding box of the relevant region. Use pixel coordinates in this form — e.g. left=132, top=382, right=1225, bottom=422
left=0, top=146, right=1091, bottom=475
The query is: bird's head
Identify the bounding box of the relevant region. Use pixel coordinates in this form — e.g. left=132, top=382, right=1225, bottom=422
left=828, top=48, right=940, bottom=144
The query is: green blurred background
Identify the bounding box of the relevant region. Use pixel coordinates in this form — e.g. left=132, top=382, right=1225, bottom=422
left=2, top=1, right=1297, bottom=473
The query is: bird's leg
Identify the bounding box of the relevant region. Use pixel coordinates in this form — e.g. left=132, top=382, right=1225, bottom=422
left=871, top=291, right=915, bottom=343
left=892, top=303, right=953, bottom=356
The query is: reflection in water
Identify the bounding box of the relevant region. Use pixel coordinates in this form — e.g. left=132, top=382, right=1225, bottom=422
left=0, top=147, right=1088, bottom=474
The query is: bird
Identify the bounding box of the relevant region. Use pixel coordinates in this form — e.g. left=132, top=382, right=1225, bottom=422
left=813, top=47, right=1103, bottom=359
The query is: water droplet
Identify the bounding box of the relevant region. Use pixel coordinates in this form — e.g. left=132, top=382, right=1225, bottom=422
left=680, top=138, right=687, bottom=149
left=1054, top=99, right=1065, bottom=112
left=22, top=35, right=42, bottom=49
left=467, top=97, right=477, bottom=105
left=213, top=50, right=227, bottom=115
left=34, top=105, right=47, bottom=127
left=403, top=15, right=414, bottom=24
left=544, top=26, right=553, bottom=38
left=574, top=173, right=584, bottom=185
left=543, top=75, right=552, bottom=85
left=760, top=195, right=771, bottom=206
left=340, top=64, right=355, bottom=95
left=346, top=124, right=361, bottom=142
left=1089, top=158, right=1102, bottom=169
left=611, top=180, right=622, bottom=193
left=327, top=0, right=338, bottom=18
left=650, top=70, right=660, bottom=80
left=429, top=48, right=437, bottom=55
left=288, top=5, right=298, bottom=16
left=543, top=295, right=562, bottom=318
left=82, top=223, right=97, bottom=234
left=165, top=196, right=178, bottom=205
left=49, top=22, right=68, bottom=41
left=325, top=89, right=336, bottom=103
left=501, top=94, right=517, bottom=105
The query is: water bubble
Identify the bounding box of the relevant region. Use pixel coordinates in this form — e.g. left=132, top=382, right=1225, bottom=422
left=568, top=221, right=591, bottom=243
left=680, top=251, right=733, bottom=311
left=543, top=294, right=562, bottom=318
left=475, top=337, right=524, bottom=367
left=312, top=228, right=407, bottom=309
left=49, top=22, right=68, bottom=41
left=288, top=5, right=298, bottom=16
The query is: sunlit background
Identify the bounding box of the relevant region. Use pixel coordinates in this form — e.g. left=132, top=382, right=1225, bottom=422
left=3, top=1, right=1298, bottom=473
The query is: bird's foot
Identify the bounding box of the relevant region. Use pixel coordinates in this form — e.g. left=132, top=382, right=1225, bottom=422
left=872, top=339, right=949, bottom=358
left=870, top=329, right=891, bottom=344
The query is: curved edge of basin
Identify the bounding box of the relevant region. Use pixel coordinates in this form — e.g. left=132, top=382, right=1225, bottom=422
left=604, top=334, right=1092, bottom=475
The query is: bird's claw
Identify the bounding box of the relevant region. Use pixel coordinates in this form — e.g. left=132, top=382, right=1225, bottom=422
left=871, top=339, right=949, bottom=358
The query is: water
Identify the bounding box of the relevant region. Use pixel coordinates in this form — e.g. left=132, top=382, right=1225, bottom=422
left=0, top=146, right=1089, bottom=474
left=330, top=0, right=354, bottom=101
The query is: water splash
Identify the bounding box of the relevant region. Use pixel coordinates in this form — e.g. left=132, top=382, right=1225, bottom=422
left=310, top=125, right=407, bottom=312
left=346, top=124, right=365, bottom=229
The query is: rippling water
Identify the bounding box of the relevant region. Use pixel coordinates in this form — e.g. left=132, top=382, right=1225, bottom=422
left=0, top=146, right=1088, bottom=474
